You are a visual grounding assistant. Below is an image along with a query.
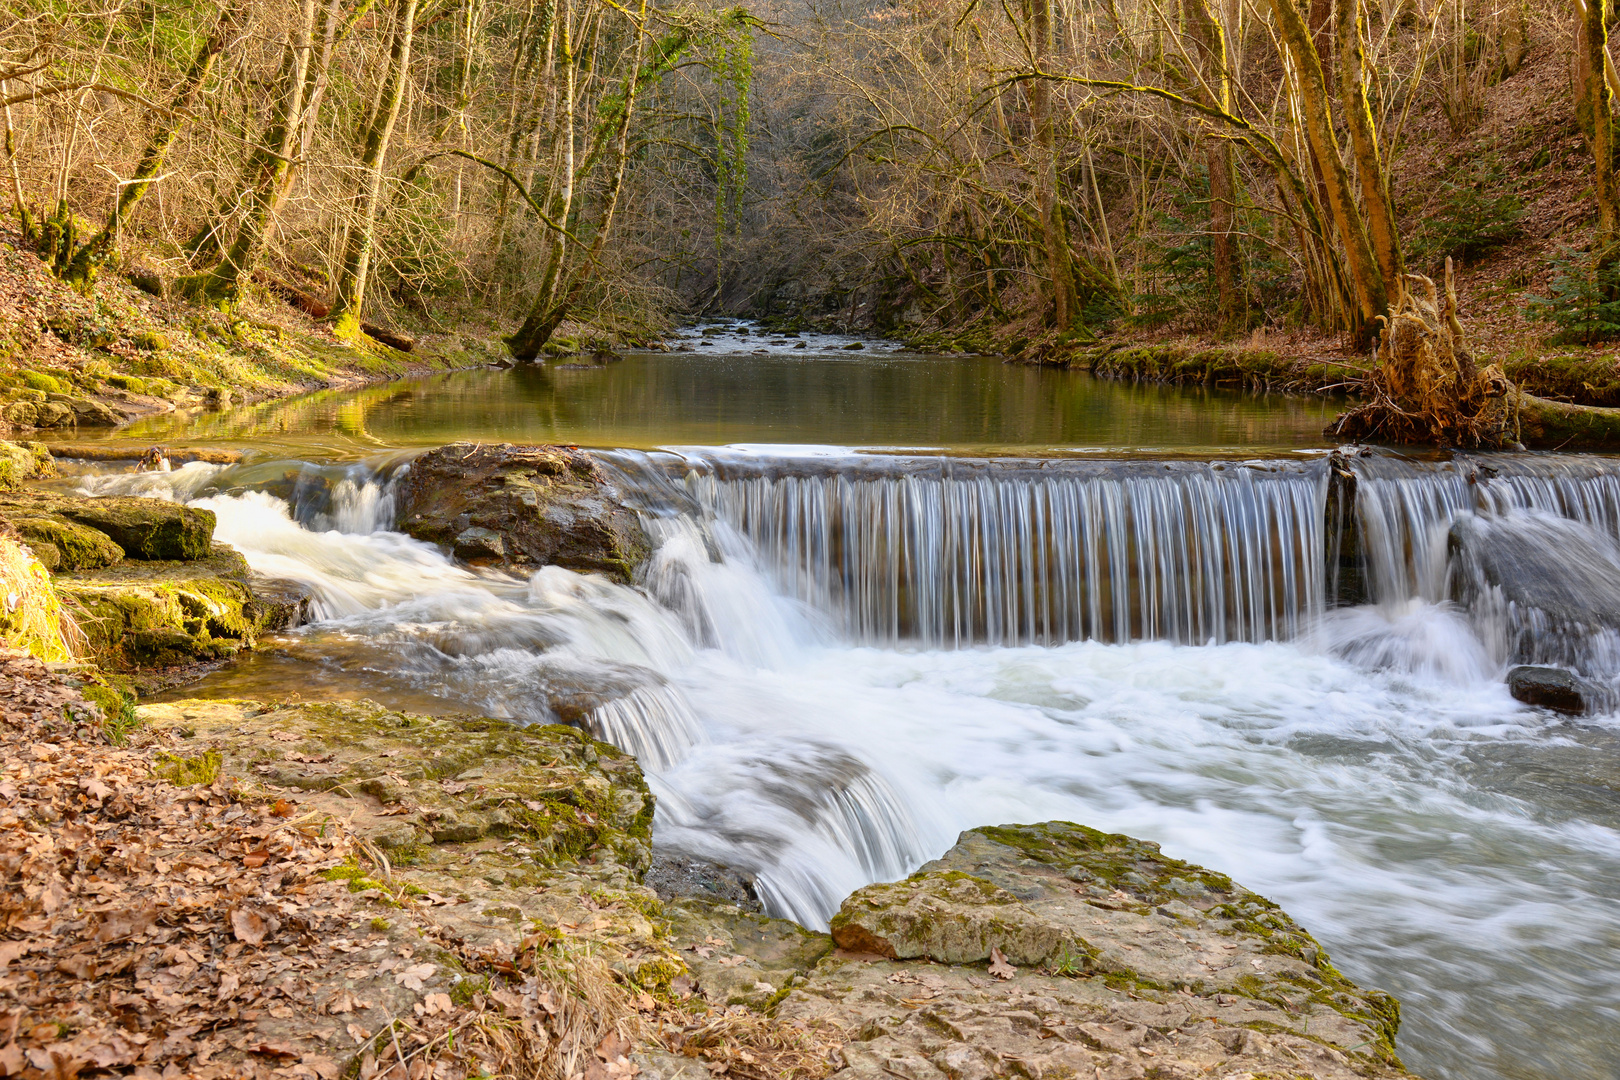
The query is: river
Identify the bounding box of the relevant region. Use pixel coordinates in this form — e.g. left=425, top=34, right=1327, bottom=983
left=45, top=325, right=1620, bottom=1080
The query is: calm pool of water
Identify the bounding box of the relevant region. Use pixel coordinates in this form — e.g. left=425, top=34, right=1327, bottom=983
left=50, top=327, right=1339, bottom=459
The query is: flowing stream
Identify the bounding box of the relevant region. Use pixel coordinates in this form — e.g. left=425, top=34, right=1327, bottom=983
left=50, top=335, right=1620, bottom=1080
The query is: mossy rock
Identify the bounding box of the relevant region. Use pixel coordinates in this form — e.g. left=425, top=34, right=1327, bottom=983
left=58, top=577, right=267, bottom=668
left=0, top=440, right=53, bottom=490
left=20, top=370, right=65, bottom=394
left=11, top=515, right=124, bottom=571
left=0, top=491, right=214, bottom=560
left=830, top=869, right=1078, bottom=966
left=138, top=698, right=658, bottom=876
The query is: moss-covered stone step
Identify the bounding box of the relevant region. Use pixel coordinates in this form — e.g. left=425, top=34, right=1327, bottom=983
left=0, top=489, right=215, bottom=565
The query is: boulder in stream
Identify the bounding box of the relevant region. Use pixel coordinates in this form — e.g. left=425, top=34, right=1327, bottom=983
left=1508, top=665, right=1593, bottom=715
left=397, top=442, right=648, bottom=581
left=1448, top=513, right=1620, bottom=632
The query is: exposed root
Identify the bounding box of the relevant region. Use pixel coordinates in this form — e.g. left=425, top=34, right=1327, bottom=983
left=1329, top=257, right=1521, bottom=447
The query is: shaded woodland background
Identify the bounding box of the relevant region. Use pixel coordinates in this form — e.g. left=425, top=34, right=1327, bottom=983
left=0, top=0, right=1614, bottom=366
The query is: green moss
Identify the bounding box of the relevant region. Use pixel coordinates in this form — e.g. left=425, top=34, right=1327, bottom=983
left=107, top=373, right=149, bottom=392
left=84, top=684, right=139, bottom=745
left=370, top=917, right=391, bottom=932
left=21, top=370, right=64, bottom=394
left=12, top=515, right=124, bottom=571
left=449, top=976, right=490, bottom=1007
left=154, top=750, right=221, bottom=787
left=0, top=441, right=52, bottom=491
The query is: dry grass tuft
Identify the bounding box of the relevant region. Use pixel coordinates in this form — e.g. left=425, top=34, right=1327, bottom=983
left=659, top=1011, right=846, bottom=1080
left=0, top=532, right=83, bottom=662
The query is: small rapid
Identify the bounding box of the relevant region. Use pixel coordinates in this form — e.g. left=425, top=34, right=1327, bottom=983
left=65, top=447, right=1620, bottom=1080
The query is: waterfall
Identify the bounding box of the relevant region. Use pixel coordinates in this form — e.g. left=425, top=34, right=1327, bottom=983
left=658, top=453, right=1329, bottom=648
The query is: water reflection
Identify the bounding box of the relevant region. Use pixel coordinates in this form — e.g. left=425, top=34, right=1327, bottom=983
left=48, top=353, right=1340, bottom=459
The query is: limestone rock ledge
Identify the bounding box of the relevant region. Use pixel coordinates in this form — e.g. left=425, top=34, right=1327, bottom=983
left=0, top=489, right=308, bottom=683
left=648, top=822, right=1417, bottom=1080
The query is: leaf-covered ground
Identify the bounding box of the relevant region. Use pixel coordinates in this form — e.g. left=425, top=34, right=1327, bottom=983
left=0, top=654, right=843, bottom=1080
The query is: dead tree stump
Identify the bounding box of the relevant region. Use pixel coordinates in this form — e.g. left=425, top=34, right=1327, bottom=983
left=1329, top=257, right=1518, bottom=447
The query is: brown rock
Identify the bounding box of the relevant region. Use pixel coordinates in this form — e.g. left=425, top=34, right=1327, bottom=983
left=396, top=443, right=648, bottom=581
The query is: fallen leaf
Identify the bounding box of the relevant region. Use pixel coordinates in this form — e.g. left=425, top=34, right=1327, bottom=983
left=423, top=992, right=452, bottom=1015
left=596, top=1031, right=632, bottom=1061
left=302, top=1055, right=342, bottom=1080
left=243, top=849, right=271, bottom=868
left=250, top=1041, right=300, bottom=1060
left=270, top=731, right=300, bottom=742
left=346, top=1024, right=372, bottom=1046
left=670, top=974, right=694, bottom=1000
left=270, top=799, right=296, bottom=818
left=217, top=972, right=241, bottom=1001
left=988, top=946, right=1016, bottom=980
left=691, top=945, right=713, bottom=958
left=0, top=1044, right=24, bottom=1077
left=92, top=908, right=156, bottom=943
left=25, top=1046, right=83, bottom=1080
left=79, top=777, right=112, bottom=802
left=327, top=990, right=363, bottom=1014
left=716, top=955, right=746, bottom=968
left=394, top=962, right=435, bottom=991
left=230, top=906, right=279, bottom=946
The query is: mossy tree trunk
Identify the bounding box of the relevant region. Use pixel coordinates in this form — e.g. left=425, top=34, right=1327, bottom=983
left=1575, top=0, right=1618, bottom=250
left=1265, top=0, right=1387, bottom=338
left=330, top=0, right=422, bottom=340
left=175, top=0, right=320, bottom=308
left=1336, top=0, right=1403, bottom=293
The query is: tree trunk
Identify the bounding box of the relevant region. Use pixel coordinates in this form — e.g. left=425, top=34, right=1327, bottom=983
left=330, top=0, right=422, bottom=339
left=1575, top=0, right=1617, bottom=248
left=509, top=0, right=660, bottom=361
left=1029, top=0, right=1074, bottom=330
left=1265, top=0, right=1387, bottom=336
left=1182, top=0, right=1243, bottom=330
left=1336, top=0, right=1402, bottom=291
left=176, top=0, right=320, bottom=307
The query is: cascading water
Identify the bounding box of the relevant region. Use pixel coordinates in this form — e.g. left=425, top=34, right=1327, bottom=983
left=651, top=451, right=1328, bottom=647
left=63, top=446, right=1620, bottom=1080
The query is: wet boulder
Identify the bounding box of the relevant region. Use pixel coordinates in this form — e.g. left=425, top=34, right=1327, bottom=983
left=1508, top=665, right=1593, bottom=715
left=396, top=443, right=648, bottom=581
left=1448, top=513, right=1620, bottom=632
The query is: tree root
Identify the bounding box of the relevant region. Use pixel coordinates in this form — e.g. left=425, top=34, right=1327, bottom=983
left=1328, top=257, right=1522, bottom=448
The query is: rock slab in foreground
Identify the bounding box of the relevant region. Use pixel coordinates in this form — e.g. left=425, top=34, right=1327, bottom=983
left=396, top=442, right=648, bottom=581
left=754, top=821, right=1415, bottom=1080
